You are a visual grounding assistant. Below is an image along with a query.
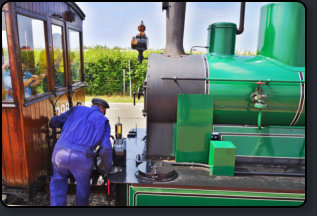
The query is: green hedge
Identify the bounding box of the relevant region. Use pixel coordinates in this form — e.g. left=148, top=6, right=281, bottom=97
left=84, top=47, right=161, bottom=95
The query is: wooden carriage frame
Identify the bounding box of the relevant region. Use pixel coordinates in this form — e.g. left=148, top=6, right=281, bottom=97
left=2, top=2, right=86, bottom=200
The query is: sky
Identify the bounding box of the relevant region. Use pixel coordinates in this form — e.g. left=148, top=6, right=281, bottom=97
left=76, top=2, right=271, bottom=52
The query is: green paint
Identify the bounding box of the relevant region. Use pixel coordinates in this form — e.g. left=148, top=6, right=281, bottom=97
left=134, top=195, right=302, bottom=206
left=207, top=78, right=305, bottom=84
left=213, top=125, right=305, bottom=158
left=209, top=141, right=236, bottom=176
left=175, top=94, right=213, bottom=163
left=222, top=136, right=305, bottom=158
left=205, top=54, right=305, bottom=126
left=172, top=123, right=176, bottom=157
left=213, top=125, right=305, bottom=135
left=257, top=2, right=305, bottom=67
left=128, top=186, right=304, bottom=206
left=204, top=2, right=305, bottom=126
left=129, top=186, right=305, bottom=199
left=257, top=110, right=262, bottom=129
left=207, top=22, right=236, bottom=56
left=210, top=166, right=235, bottom=176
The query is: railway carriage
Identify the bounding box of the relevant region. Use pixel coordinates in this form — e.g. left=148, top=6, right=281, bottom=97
left=2, top=2, right=86, bottom=201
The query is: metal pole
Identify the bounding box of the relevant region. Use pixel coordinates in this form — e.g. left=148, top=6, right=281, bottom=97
left=236, top=2, right=246, bottom=35
left=161, top=77, right=305, bottom=83
left=129, top=60, right=132, bottom=97
left=123, top=69, right=125, bottom=95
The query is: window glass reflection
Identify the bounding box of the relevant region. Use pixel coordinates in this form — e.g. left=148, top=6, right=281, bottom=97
left=2, top=12, right=13, bottom=101
left=17, top=14, right=48, bottom=98
left=52, top=25, right=65, bottom=88
left=69, top=29, right=81, bottom=84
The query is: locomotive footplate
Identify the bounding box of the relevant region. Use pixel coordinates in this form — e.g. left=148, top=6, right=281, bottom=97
left=106, top=128, right=305, bottom=206
left=107, top=128, right=305, bottom=192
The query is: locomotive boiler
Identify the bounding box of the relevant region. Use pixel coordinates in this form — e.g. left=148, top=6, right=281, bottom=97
left=108, top=2, right=305, bottom=206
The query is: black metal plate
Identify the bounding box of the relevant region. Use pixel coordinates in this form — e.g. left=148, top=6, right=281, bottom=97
left=136, top=161, right=178, bottom=182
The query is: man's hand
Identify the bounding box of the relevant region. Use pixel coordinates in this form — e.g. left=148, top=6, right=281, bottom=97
left=30, top=74, right=45, bottom=86
left=2, top=62, right=10, bottom=72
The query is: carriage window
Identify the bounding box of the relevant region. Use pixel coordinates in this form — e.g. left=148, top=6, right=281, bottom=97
left=17, top=15, right=48, bottom=99
left=2, top=12, right=13, bottom=102
left=52, top=25, right=65, bottom=88
left=69, top=29, right=81, bottom=84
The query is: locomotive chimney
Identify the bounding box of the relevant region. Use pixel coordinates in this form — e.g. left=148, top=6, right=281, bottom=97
left=162, top=2, right=186, bottom=57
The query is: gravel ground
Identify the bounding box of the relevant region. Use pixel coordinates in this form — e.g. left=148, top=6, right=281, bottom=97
left=5, top=189, right=113, bottom=206
left=4, top=176, right=114, bottom=206
left=66, top=193, right=113, bottom=206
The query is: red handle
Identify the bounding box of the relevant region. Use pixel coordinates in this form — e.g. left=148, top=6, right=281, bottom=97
left=107, top=179, right=110, bottom=196
left=254, top=81, right=266, bottom=85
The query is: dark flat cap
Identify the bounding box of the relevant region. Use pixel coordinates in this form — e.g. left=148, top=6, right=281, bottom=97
left=92, top=98, right=110, bottom=108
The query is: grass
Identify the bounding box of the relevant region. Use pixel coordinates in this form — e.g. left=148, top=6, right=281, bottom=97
left=85, top=95, right=144, bottom=103
left=235, top=50, right=257, bottom=56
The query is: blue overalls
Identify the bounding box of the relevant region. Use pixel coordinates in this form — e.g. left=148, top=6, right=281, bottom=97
left=49, top=105, right=113, bottom=206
